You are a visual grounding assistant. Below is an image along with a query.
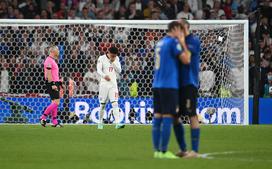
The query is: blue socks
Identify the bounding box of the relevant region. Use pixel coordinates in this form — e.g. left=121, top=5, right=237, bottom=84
left=160, top=117, right=173, bottom=152
left=191, top=128, right=200, bottom=152
left=174, top=123, right=187, bottom=151
left=152, top=118, right=162, bottom=151
left=153, top=117, right=191, bottom=153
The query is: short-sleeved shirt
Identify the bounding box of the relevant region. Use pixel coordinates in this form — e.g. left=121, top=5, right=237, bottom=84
left=44, top=56, right=60, bottom=82
left=180, top=34, right=201, bottom=88
left=152, top=36, right=183, bottom=89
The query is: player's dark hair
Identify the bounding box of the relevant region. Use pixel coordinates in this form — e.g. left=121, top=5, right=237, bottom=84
left=167, top=21, right=183, bottom=32
left=180, top=19, right=190, bottom=29
left=108, top=46, right=119, bottom=55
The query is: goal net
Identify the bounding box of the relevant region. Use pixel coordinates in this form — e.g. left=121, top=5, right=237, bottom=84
left=0, top=20, right=248, bottom=125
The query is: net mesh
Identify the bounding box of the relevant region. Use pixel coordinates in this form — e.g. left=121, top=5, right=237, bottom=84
left=0, top=21, right=245, bottom=124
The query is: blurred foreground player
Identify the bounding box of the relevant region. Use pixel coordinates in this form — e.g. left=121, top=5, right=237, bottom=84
left=175, top=19, right=201, bottom=158
left=152, top=21, right=190, bottom=159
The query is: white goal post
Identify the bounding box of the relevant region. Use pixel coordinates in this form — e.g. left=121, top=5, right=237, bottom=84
left=0, top=19, right=248, bottom=125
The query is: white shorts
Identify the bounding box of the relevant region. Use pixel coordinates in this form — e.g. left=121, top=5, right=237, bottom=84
left=99, top=83, right=119, bottom=103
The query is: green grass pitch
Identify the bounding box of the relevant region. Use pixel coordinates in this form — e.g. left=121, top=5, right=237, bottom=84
left=0, top=125, right=272, bottom=169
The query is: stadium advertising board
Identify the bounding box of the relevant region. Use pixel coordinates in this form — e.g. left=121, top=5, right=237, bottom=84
left=0, top=97, right=249, bottom=124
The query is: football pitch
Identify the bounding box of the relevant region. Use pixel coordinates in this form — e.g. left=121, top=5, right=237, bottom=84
left=0, top=125, right=271, bottom=169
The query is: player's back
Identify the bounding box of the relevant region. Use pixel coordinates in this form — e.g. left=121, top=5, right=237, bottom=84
left=153, top=36, right=182, bottom=89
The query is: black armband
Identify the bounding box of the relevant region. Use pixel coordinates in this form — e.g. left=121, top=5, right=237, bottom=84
left=47, top=81, right=62, bottom=87
left=46, top=81, right=56, bottom=86
left=57, top=81, right=63, bottom=86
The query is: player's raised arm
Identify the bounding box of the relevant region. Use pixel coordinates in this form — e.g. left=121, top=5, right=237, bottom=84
left=112, top=57, right=121, bottom=74
left=177, top=30, right=191, bottom=65
left=171, top=26, right=191, bottom=65
left=174, top=40, right=191, bottom=65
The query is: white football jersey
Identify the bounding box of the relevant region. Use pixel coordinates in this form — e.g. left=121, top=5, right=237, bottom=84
left=97, top=54, right=121, bottom=86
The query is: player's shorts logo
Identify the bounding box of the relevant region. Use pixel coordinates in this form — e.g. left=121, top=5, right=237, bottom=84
left=186, top=99, right=192, bottom=112
left=176, top=106, right=179, bottom=113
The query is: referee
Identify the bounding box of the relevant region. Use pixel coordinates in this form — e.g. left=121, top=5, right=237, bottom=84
left=40, top=46, right=63, bottom=127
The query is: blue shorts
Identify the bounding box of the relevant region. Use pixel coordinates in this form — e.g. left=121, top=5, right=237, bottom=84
left=153, top=88, right=179, bottom=115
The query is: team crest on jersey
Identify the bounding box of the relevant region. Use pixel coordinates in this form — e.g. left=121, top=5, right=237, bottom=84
left=157, top=41, right=163, bottom=47
left=176, top=44, right=182, bottom=51
left=176, top=106, right=179, bottom=113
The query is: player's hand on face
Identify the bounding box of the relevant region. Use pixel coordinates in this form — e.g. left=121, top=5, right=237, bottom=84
left=179, top=31, right=185, bottom=43
left=110, top=55, right=116, bottom=63
left=172, top=27, right=182, bottom=38
left=173, top=27, right=186, bottom=44
left=52, top=85, right=58, bottom=91
left=104, top=75, right=111, bottom=81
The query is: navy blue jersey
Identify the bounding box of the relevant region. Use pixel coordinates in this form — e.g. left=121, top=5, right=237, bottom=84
left=180, top=34, right=201, bottom=88
left=152, top=36, right=182, bottom=89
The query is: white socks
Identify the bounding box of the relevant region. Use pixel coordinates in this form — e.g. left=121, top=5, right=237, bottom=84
left=99, top=104, right=106, bottom=124
left=111, top=102, right=119, bottom=124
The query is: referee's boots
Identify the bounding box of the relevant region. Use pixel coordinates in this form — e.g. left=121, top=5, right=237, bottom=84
left=51, top=123, right=63, bottom=128
left=40, top=119, right=47, bottom=127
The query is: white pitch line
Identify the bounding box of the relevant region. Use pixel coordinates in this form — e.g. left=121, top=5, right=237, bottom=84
left=198, top=151, right=238, bottom=159
left=198, top=151, right=272, bottom=163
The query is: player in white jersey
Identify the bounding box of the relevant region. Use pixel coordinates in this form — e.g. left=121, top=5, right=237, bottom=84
left=96, top=47, right=125, bottom=129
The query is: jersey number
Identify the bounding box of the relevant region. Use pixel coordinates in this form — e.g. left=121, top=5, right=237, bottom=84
left=109, top=67, right=113, bottom=72
left=155, top=48, right=161, bottom=70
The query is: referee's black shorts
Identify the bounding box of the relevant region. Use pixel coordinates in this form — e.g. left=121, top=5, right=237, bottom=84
left=153, top=88, right=179, bottom=115
left=179, top=85, right=198, bottom=117
left=46, top=81, right=61, bottom=100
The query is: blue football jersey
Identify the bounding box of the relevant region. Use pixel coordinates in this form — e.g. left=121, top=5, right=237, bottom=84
left=180, top=34, right=201, bottom=88
left=152, top=36, right=182, bottom=89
